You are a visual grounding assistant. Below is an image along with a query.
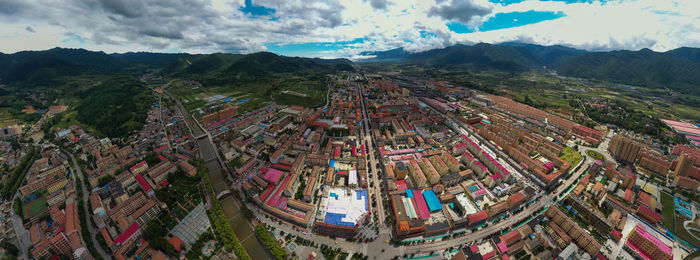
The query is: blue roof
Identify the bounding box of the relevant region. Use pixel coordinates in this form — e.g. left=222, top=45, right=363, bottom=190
left=329, top=160, right=335, bottom=168
left=324, top=212, right=354, bottom=226
left=406, top=189, right=414, bottom=198
left=422, top=190, right=441, bottom=212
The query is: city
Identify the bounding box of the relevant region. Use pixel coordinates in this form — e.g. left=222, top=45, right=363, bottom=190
left=2, top=1, right=700, bottom=260
left=2, top=69, right=700, bottom=260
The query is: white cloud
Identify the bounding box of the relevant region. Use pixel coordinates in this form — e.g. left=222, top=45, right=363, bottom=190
left=453, top=0, right=700, bottom=51
left=0, top=0, right=697, bottom=57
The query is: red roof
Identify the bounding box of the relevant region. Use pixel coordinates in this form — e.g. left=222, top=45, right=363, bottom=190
left=168, top=236, right=183, bottom=252
left=135, top=175, right=152, bottom=192
left=395, top=179, right=408, bottom=190
left=158, top=155, right=167, bottom=161
left=114, top=222, right=140, bottom=245
left=482, top=251, right=496, bottom=259
left=469, top=210, right=488, bottom=224
left=155, top=145, right=168, bottom=152
left=637, top=205, right=661, bottom=223
left=508, top=192, right=525, bottom=205
left=638, top=192, right=652, bottom=207
left=470, top=245, right=479, bottom=253
left=611, top=229, right=622, bottom=238
left=130, top=161, right=147, bottom=172
left=624, top=189, right=634, bottom=202
left=500, top=229, right=522, bottom=246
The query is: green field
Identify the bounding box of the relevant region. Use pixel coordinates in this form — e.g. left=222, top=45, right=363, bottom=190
left=560, top=147, right=583, bottom=168
left=660, top=192, right=675, bottom=229
left=659, top=192, right=700, bottom=252
left=25, top=197, right=48, bottom=218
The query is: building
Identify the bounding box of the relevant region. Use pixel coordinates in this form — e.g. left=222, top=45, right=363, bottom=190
left=20, top=165, right=68, bottom=196
left=303, top=167, right=319, bottom=202
left=395, top=162, right=408, bottom=180
left=638, top=148, right=670, bottom=176
left=608, top=135, right=641, bottom=165
left=675, top=152, right=700, bottom=180
left=114, top=222, right=141, bottom=246
left=51, top=232, right=72, bottom=256
left=545, top=207, right=601, bottom=256
left=636, top=205, right=661, bottom=224
left=179, top=160, right=197, bottom=177
left=626, top=224, right=672, bottom=260
left=567, top=195, right=612, bottom=233
left=0, top=125, right=22, bottom=138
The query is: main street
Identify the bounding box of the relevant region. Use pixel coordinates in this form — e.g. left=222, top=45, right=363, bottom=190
left=64, top=150, right=110, bottom=259
left=357, top=81, right=386, bottom=226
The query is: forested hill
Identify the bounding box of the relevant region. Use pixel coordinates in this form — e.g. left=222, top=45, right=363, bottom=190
left=0, top=48, right=188, bottom=84
left=362, top=43, right=700, bottom=95
left=0, top=48, right=355, bottom=139
left=559, top=48, right=700, bottom=95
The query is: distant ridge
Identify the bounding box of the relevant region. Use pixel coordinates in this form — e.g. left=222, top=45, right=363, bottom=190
left=361, top=43, right=700, bottom=95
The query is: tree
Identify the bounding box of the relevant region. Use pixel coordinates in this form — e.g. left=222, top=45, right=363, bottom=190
left=143, top=221, right=177, bottom=256
left=97, top=175, right=115, bottom=186
left=1, top=241, right=19, bottom=257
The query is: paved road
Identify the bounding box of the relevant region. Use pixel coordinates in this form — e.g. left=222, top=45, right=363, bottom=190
left=156, top=96, right=173, bottom=151
left=10, top=210, right=30, bottom=259
left=578, top=130, right=614, bottom=162
left=65, top=151, right=110, bottom=259
left=357, top=82, right=386, bottom=226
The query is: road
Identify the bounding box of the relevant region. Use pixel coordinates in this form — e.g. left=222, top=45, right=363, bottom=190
left=65, top=151, right=110, bottom=259
left=577, top=129, right=614, bottom=162
left=357, top=82, right=386, bottom=226
left=10, top=210, right=30, bottom=259
left=156, top=96, right=173, bottom=151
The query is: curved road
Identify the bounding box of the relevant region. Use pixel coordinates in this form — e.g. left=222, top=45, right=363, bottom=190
left=65, top=151, right=110, bottom=259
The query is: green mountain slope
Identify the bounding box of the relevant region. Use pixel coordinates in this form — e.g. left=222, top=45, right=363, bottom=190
left=559, top=49, right=700, bottom=95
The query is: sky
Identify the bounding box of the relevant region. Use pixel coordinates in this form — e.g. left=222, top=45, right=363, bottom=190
left=1, top=0, right=699, bottom=59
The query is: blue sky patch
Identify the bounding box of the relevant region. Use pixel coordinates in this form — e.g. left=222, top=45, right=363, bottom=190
left=490, top=0, right=609, bottom=4
left=240, top=0, right=275, bottom=17
left=265, top=38, right=366, bottom=57
left=61, top=34, right=86, bottom=44
left=448, top=10, right=566, bottom=33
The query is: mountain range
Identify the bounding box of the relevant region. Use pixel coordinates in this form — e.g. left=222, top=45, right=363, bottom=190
left=361, top=43, right=700, bottom=95
left=0, top=48, right=354, bottom=85
left=1, top=43, right=699, bottom=95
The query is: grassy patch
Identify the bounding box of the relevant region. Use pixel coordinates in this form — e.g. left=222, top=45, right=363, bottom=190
left=560, top=147, right=583, bottom=168
left=184, top=99, right=208, bottom=111
left=674, top=216, right=700, bottom=249
left=586, top=150, right=606, bottom=161
left=660, top=192, right=675, bottom=230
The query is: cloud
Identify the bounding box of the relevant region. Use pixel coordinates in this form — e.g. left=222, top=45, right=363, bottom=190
left=365, top=0, right=389, bottom=10
left=0, top=0, right=698, bottom=57
left=97, top=0, right=146, bottom=18
left=428, top=0, right=494, bottom=26
left=452, top=0, right=700, bottom=52
left=0, top=0, right=28, bottom=16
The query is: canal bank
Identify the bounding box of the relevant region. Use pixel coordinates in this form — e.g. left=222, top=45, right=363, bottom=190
left=166, top=86, right=270, bottom=259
